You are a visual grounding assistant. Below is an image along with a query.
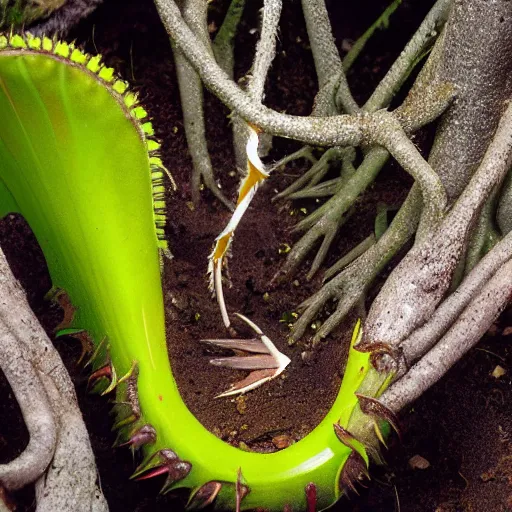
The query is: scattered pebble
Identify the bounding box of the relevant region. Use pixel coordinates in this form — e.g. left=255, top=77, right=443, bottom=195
left=278, top=243, right=291, bottom=254
left=238, top=441, right=251, bottom=452
left=491, top=365, right=506, bottom=379
left=236, top=395, right=247, bottom=415
left=408, top=454, right=430, bottom=470
left=480, top=470, right=495, bottom=482
left=502, top=326, right=512, bottom=336
left=272, top=434, right=293, bottom=449
left=341, top=39, right=353, bottom=52
left=301, top=351, right=312, bottom=362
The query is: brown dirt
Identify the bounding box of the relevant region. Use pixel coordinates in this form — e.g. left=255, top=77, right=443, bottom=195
left=1, top=0, right=511, bottom=511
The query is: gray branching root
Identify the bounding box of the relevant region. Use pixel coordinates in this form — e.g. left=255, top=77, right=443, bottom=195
left=173, top=0, right=234, bottom=210
left=0, top=249, right=107, bottom=510
left=290, top=185, right=422, bottom=345
left=155, top=0, right=512, bottom=419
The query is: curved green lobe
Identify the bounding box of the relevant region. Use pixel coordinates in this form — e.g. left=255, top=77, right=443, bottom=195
left=0, top=47, right=371, bottom=511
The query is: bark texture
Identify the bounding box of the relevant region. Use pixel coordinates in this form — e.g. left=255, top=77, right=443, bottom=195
left=361, top=99, right=512, bottom=356
left=0, top=249, right=108, bottom=511
left=360, top=0, right=512, bottom=355
left=428, top=0, right=512, bottom=203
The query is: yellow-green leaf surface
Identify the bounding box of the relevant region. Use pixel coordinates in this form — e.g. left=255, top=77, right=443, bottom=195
left=0, top=34, right=378, bottom=511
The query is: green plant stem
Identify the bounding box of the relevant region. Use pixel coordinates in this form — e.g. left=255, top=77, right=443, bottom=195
left=279, top=147, right=388, bottom=280
left=324, top=234, right=376, bottom=282
left=363, top=0, right=451, bottom=113
left=290, top=185, right=422, bottom=343
left=275, top=147, right=350, bottom=201
left=270, top=146, right=317, bottom=172
left=287, top=177, right=342, bottom=200
left=342, top=0, right=402, bottom=72
left=212, top=0, right=246, bottom=78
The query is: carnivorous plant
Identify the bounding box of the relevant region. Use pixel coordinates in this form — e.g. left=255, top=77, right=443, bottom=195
left=0, top=33, right=393, bottom=511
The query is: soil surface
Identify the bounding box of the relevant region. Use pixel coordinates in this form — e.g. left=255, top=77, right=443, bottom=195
left=0, top=0, right=511, bottom=511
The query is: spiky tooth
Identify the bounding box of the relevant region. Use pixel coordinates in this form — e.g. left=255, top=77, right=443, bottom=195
left=305, top=483, right=317, bottom=512
left=71, top=48, right=87, bottom=64
left=158, top=461, right=193, bottom=494
left=42, top=36, right=53, bottom=52
left=117, top=360, right=138, bottom=385
left=136, top=459, right=191, bottom=488
left=119, top=424, right=156, bottom=449
left=132, top=449, right=180, bottom=478
left=53, top=290, right=77, bottom=331
left=86, top=54, right=102, bottom=72
left=338, top=451, right=369, bottom=496
left=9, top=34, right=27, bottom=48
left=186, top=482, right=223, bottom=510
left=101, top=364, right=118, bottom=395
left=132, top=451, right=166, bottom=479
left=112, top=413, right=138, bottom=431
left=333, top=424, right=362, bottom=451
left=353, top=336, right=403, bottom=373
left=53, top=326, right=93, bottom=365
left=88, top=365, right=111, bottom=387
left=85, top=336, right=108, bottom=368
left=132, top=449, right=192, bottom=495
left=235, top=469, right=249, bottom=512
left=26, top=33, right=41, bottom=50
left=54, top=41, right=70, bottom=58
left=109, top=78, right=127, bottom=94
left=54, top=327, right=85, bottom=338
left=69, top=330, right=94, bottom=365
left=355, top=394, right=401, bottom=440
